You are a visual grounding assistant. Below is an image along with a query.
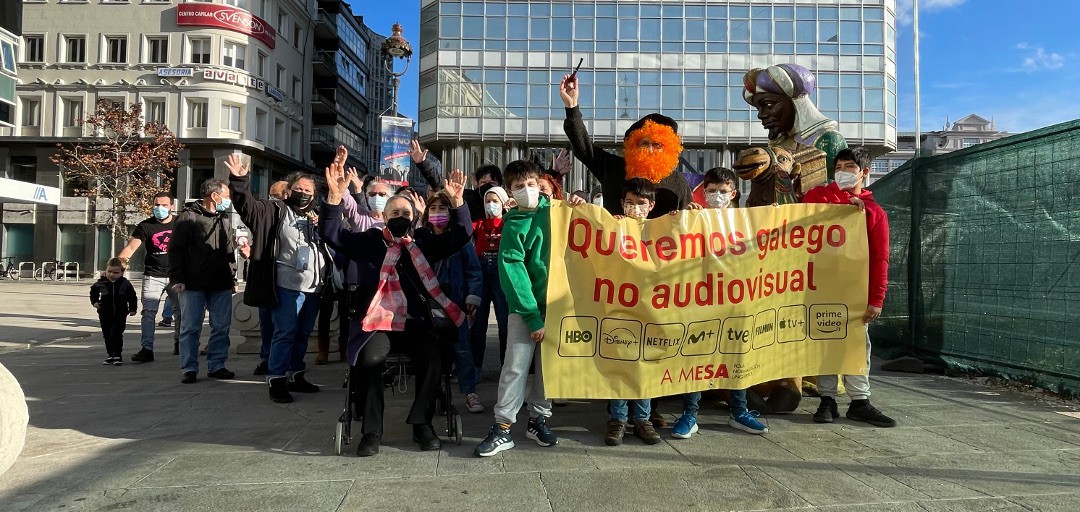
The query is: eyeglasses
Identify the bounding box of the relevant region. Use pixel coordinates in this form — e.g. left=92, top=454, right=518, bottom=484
left=367, top=191, right=388, bottom=197
left=637, top=140, right=664, bottom=151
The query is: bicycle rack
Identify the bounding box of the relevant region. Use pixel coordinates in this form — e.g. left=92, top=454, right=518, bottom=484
left=58, top=262, right=81, bottom=282
left=18, top=262, right=35, bottom=279
left=36, top=262, right=58, bottom=281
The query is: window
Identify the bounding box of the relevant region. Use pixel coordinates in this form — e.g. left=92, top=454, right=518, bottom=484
left=277, top=12, right=288, bottom=35
left=144, top=98, right=165, bottom=125
left=293, top=23, right=302, bottom=48
left=23, top=35, right=44, bottom=63
left=292, top=76, right=302, bottom=100
left=187, top=100, right=207, bottom=128
left=290, top=126, right=300, bottom=157
left=224, top=0, right=246, bottom=7
left=256, top=51, right=267, bottom=77
left=276, top=64, right=285, bottom=88
left=962, top=138, right=980, bottom=148
left=146, top=36, right=168, bottom=64
left=188, top=37, right=210, bottom=64
left=223, top=41, right=246, bottom=70
left=104, top=36, right=127, bottom=64
left=64, top=35, right=86, bottom=63
left=0, top=41, right=13, bottom=73
left=21, top=98, right=40, bottom=127
left=222, top=104, right=241, bottom=132
left=871, top=160, right=890, bottom=174
left=255, top=108, right=267, bottom=142
left=63, top=98, right=84, bottom=127
left=273, top=118, right=284, bottom=150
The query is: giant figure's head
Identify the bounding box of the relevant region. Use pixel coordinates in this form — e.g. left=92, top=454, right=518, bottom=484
left=743, top=64, right=836, bottom=145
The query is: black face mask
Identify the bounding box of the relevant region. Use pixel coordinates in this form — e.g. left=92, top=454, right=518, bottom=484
left=284, top=192, right=313, bottom=210
left=387, top=216, right=412, bottom=238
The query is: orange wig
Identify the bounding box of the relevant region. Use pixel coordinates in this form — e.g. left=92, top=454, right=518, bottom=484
left=623, top=120, right=684, bottom=184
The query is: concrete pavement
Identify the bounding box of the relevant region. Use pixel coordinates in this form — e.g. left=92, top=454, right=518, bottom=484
left=1, top=280, right=1080, bottom=511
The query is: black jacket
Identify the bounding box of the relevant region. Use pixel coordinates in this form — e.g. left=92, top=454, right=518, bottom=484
left=563, top=106, right=692, bottom=217
left=229, top=173, right=286, bottom=307
left=168, top=201, right=236, bottom=292
left=90, top=276, right=138, bottom=315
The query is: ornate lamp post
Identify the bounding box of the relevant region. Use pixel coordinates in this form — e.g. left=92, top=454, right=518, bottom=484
left=380, top=23, right=413, bottom=117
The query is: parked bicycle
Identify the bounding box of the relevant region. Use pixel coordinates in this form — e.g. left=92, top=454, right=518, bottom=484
left=35, top=260, right=63, bottom=281
left=1, top=256, right=19, bottom=280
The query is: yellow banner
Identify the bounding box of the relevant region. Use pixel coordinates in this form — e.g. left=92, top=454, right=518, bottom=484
left=541, top=203, right=869, bottom=399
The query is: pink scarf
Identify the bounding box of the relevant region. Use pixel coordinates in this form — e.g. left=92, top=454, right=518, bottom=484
left=362, top=229, right=465, bottom=332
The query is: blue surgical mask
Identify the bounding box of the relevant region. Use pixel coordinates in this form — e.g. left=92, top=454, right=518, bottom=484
left=216, top=198, right=232, bottom=212
left=152, top=206, right=171, bottom=220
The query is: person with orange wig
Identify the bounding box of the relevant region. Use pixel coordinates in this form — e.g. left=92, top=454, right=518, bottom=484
left=558, top=75, right=691, bottom=217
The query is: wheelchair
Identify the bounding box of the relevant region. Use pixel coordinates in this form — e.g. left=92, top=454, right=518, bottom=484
left=333, top=336, right=463, bottom=455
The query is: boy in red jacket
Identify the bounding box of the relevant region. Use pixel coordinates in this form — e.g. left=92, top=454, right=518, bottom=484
left=802, top=146, right=896, bottom=428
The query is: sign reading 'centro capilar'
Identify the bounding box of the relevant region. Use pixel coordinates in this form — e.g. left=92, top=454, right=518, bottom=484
left=176, top=4, right=276, bottom=49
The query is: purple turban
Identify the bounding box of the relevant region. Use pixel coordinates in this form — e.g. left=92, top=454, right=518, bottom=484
left=742, top=64, right=817, bottom=103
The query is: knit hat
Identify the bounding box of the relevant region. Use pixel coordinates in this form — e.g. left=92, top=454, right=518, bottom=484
left=624, top=113, right=678, bottom=140
left=484, top=186, right=509, bottom=204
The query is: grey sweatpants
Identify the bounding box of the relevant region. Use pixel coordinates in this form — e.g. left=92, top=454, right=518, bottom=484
left=493, top=314, right=552, bottom=425
left=816, top=326, right=872, bottom=401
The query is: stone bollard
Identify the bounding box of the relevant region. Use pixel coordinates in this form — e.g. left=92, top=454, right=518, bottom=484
left=231, top=291, right=338, bottom=354
left=0, top=361, right=29, bottom=477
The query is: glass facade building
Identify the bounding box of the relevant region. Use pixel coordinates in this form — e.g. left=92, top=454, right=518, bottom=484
left=417, top=0, right=898, bottom=191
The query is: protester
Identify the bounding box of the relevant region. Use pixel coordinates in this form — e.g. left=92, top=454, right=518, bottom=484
left=471, top=186, right=510, bottom=366
left=423, top=191, right=484, bottom=413
left=463, top=165, right=502, bottom=221
left=474, top=160, right=560, bottom=457
left=670, top=168, right=769, bottom=439
left=90, top=257, right=138, bottom=366
left=227, top=154, right=328, bottom=403
left=802, top=146, right=896, bottom=428
left=320, top=162, right=472, bottom=457
left=168, top=177, right=237, bottom=384
left=117, top=192, right=179, bottom=362
left=538, top=172, right=564, bottom=201
left=590, top=191, right=604, bottom=206
left=252, top=179, right=288, bottom=376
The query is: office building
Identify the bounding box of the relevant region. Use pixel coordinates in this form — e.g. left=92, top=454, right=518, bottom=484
left=869, top=114, right=1008, bottom=185
left=417, top=0, right=898, bottom=192
left=0, top=0, right=315, bottom=273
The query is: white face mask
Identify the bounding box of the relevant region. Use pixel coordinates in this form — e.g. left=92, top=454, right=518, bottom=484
left=623, top=203, right=650, bottom=219
left=512, top=186, right=540, bottom=209
left=591, top=197, right=604, bottom=206
left=367, top=194, right=388, bottom=213
left=834, top=170, right=861, bottom=190
left=705, top=192, right=732, bottom=209
left=485, top=202, right=503, bottom=217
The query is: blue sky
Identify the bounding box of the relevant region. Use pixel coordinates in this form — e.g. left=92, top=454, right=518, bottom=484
left=358, top=0, right=1080, bottom=135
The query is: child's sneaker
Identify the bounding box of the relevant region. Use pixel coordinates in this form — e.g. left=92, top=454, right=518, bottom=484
left=605, top=419, right=626, bottom=446
left=729, top=410, right=768, bottom=434
left=111, top=357, right=123, bottom=366
left=633, top=420, right=663, bottom=445
left=671, top=414, right=699, bottom=439
left=465, top=393, right=484, bottom=413
left=474, top=423, right=514, bottom=457
left=526, top=416, right=558, bottom=447
left=102, top=357, right=115, bottom=365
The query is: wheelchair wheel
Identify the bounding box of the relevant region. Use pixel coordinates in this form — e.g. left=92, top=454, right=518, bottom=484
left=454, top=414, right=463, bottom=446
left=334, top=422, right=344, bottom=455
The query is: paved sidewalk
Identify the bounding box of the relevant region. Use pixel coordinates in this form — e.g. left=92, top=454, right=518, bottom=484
left=1, top=281, right=1080, bottom=511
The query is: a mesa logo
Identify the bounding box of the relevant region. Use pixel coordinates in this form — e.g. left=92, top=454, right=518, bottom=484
left=177, top=4, right=277, bottom=49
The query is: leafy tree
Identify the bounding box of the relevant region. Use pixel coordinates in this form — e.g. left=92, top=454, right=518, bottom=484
left=51, top=100, right=183, bottom=252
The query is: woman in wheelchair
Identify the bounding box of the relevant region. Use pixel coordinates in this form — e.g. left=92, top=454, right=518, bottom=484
left=320, top=164, right=473, bottom=457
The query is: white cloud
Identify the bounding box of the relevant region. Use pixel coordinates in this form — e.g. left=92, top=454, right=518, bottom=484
left=895, top=0, right=968, bottom=25
left=1018, top=44, right=1065, bottom=71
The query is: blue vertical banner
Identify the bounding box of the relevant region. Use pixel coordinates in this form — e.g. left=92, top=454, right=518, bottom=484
left=379, top=116, right=414, bottom=188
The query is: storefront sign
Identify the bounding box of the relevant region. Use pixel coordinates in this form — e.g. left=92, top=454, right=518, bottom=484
left=0, top=177, right=61, bottom=206
left=265, top=85, right=285, bottom=102
left=203, top=68, right=265, bottom=91
left=176, top=4, right=276, bottom=49
left=157, top=67, right=195, bottom=77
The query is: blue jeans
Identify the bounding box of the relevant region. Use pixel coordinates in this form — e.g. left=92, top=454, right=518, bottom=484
left=470, top=256, right=509, bottom=372
left=139, top=275, right=180, bottom=351
left=162, top=297, right=173, bottom=320
left=268, top=286, right=320, bottom=378
left=681, top=390, right=749, bottom=417
left=258, top=306, right=274, bottom=361
left=178, top=289, right=232, bottom=374
left=609, top=399, right=651, bottom=422
left=453, top=321, right=477, bottom=394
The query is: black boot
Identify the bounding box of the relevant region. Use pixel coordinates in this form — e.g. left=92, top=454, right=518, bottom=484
left=268, top=376, right=293, bottom=403
left=287, top=371, right=321, bottom=393
left=413, top=424, right=442, bottom=451
left=813, top=396, right=839, bottom=423
left=356, top=431, right=381, bottom=457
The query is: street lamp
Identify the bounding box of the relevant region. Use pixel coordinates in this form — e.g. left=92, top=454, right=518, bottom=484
left=380, top=23, right=413, bottom=117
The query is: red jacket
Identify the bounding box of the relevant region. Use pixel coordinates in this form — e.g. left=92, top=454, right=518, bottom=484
left=803, top=183, right=889, bottom=308
left=473, top=217, right=504, bottom=256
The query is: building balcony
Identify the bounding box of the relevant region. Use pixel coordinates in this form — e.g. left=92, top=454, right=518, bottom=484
left=312, top=51, right=337, bottom=77
left=310, top=126, right=337, bottom=151
left=314, top=9, right=338, bottom=41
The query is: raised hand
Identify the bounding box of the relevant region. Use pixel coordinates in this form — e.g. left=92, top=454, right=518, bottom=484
left=552, top=148, right=572, bottom=176
left=559, top=74, right=580, bottom=108
left=333, top=145, right=348, bottom=167
left=345, top=167, right=360, bottom=192
left=225, top=153, right=249, bottom=177
left=444, top=168, right=466, bottom=207
left=409, top=140, right=428, bottom=163
left=324, top=163, right=348, bottom=204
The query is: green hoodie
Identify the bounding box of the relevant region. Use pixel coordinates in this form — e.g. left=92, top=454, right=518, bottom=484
left=498, top=196, right=551, bottom=332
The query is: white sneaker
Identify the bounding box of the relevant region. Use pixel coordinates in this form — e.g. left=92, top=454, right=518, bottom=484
left=466, top=393, right=484, bottom=413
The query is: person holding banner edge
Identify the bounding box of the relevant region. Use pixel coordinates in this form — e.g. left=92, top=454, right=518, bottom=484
left=802, top=146, right=896, bottom=428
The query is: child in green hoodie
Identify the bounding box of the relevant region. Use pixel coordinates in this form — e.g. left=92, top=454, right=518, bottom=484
left=473, top=160, right=559, bottom=457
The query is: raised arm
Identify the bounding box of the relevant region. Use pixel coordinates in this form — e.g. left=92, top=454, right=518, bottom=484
left=560, top=75, right=621, bottom=179
left=225, top=153, right=274, bottom=227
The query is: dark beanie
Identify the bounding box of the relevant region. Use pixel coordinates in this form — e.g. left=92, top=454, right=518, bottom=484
left=624, top=113, right=679, bottom=140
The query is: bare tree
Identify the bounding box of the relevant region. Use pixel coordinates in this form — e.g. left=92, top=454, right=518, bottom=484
left=51, top=100, right=184, bottom=252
